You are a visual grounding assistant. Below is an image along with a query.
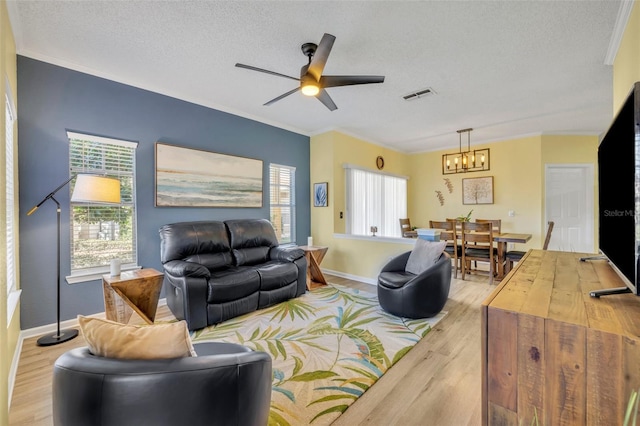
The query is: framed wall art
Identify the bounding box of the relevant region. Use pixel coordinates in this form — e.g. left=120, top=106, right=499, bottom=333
left=314, top=182, right=328, bottom=207
left=462, top=176, right=494, bottom=205
left=155, top=143, right=263, bottom=207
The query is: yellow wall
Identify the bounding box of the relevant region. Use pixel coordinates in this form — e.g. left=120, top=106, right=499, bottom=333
left=1, top=0, right=19, bottom=422
left=409, top=136, right=543, bottom=247
left=311, top=131, right=599, bottom=282
left=310, top=132, right=335, bottom=245
left=613, top=1, right=640, bottom=112
left=332, top=133, right=410, bottom=234
left=310, top=131, right=414, bottom=281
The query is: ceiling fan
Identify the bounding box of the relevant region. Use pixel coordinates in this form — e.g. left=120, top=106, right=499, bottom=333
left=235, top=33, right=385, bottom=111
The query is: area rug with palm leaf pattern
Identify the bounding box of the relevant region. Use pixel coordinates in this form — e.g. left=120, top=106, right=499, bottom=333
left=191, top=283, right=446, bottom=426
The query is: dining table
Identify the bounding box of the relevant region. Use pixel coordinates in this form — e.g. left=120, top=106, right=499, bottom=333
left=493, top=232, right=532, bottom=279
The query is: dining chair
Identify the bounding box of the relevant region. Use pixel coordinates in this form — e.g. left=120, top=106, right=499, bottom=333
left=399, top=218, right=418, bottom=238
left=469, top=219, right=501, bottom=271
left=429, top=220, right=460, bottom=278
left=461, top=221, right=496, bottom=285
left=445, top=218, right=463, bottom=233
left=475, top=219, right=501, bottom=234
left=504, top=221, right=554, bottom=273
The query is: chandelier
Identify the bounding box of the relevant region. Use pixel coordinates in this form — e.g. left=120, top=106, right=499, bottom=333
left=442, top=128, right=490, bottom=175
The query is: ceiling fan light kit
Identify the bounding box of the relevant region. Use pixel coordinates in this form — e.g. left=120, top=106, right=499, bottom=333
left=235, top=33, right=385, bottom=111
left=300, top=75, right=320, bottom=96
left=442, top=128, right=490, bottom=175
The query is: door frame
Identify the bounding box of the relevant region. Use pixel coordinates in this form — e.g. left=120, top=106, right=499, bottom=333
left=544, top=163, right=595, bottom=252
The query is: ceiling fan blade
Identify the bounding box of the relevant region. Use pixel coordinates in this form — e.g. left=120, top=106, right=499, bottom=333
left=308, top=33, right=336, bottom=81
left=235, top=63, right=300, bottom=82
left=316, top=89, right=337, bottom=111
left=264, top=87, right=301, bottom=106
left=320, top=75, right=385, bottom=88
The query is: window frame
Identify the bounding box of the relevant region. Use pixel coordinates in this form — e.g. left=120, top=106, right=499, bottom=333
left=344, top=164, right=409, bottom=238
left=269, top=163, right=296, bottom=245
left=65, top=132, right=140, bottom=284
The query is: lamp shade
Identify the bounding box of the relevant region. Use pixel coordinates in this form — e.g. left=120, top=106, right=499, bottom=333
left=71, top=174, right=121, bottom=204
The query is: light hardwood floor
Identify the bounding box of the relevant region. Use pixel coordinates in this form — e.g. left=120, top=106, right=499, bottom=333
left=9, top=271, right=495, bottom=426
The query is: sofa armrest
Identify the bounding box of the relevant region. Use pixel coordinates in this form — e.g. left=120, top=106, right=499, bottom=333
left=163, top=260, right=210, bottom=279
left=269, top=246, right=304, bottom=262
left=380, top=251, right=411, bottom=273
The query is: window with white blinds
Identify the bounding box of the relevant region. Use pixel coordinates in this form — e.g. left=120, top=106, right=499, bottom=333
left=68, top=132, right=138, bottom=274
left=270, top=164, right=296, bottom=244
left=6, top=94, right=16, bottom=297
left=345, top=166, right=408, bottom=238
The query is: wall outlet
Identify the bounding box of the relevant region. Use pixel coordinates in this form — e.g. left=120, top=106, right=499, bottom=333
left=340, top=211, right=343, bottom=219
left=508, top=210, right=515, bottom=217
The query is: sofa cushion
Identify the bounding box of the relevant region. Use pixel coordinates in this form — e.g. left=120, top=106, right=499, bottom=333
left=256, top=261, right=298, bottom=291
left=184, top=252, right=233, bottom=272
left=378, top=271, right=415, bottom=289
left=159, top=221, right=232, bottom=271
left=226, top=219, right=278, bottom=266
left=207, top=267, right=260, bottom=303
left=233, top=246, right=271, bottom=266
left=405, top=239, right=447, bottom=275
left=78, top=316, right=197, bottom=359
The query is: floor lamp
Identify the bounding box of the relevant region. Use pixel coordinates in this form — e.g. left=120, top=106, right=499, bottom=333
left=27, top=174, right=121, bottom=346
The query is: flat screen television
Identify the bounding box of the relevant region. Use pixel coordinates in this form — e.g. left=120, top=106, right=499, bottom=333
left=589, top=81, right=640, bottom=298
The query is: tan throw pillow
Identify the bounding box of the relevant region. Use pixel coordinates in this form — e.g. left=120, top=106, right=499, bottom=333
left=78, top=316, right=197, bottom=359
left=405, top=239, right=447, bottom=275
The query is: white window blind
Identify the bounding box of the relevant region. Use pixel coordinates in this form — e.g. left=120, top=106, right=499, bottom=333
left=270, top=164, right=296, bottom=244
left=6, top=82, right=21, bottom=324
left=68, top=132, right=138, bottom=273
left=5, top=95, right=16, bottom=296
left=345, top=167, right=407, bottom=238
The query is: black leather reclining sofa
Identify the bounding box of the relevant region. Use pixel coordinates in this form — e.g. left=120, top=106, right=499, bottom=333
left=159, top=219, right=307, bottom=331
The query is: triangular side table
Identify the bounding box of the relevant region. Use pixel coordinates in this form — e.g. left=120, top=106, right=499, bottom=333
left=298, top=245, right=328, bottom=290
left=102, top=268, right=164, bottom=324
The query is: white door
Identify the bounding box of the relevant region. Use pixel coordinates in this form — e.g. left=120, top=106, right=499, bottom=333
left=545, top=164, right=594, bottom=253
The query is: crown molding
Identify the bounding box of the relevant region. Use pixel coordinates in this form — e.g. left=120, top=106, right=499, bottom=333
left=604, top=0, right=635, bottom=65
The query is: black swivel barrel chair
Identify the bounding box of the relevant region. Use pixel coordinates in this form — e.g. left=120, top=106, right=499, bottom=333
left=52, top=342, right=272, bottom=426
left=377, top=251, right=452, bottom=318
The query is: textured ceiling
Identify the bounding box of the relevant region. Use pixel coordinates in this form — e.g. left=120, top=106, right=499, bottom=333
left=7, top=0, right=624, bottom=153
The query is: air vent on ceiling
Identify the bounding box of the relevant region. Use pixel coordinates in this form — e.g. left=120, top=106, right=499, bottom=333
left=403, top=87, right=436, bottom=101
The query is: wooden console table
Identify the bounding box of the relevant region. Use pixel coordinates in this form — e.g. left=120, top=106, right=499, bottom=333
left=481, top=249, right=640, bottom=425
left=298, top=245, right=328, bottom=290
left=102, top=268, right=164, bottom=324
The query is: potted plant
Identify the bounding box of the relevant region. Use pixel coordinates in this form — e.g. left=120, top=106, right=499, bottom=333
left=456, top=209, right=473, bottom=222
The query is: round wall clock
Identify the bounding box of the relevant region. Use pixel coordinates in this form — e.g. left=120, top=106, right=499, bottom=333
left=376, top=156, right=385, bottom=170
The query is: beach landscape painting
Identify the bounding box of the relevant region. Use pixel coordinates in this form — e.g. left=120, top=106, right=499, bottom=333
left=155, top=143, right=263, bottom=207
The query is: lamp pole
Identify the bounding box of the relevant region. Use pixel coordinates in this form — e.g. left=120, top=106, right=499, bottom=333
left=28, top=174, right=121, bottom=346
left=27, top=177, right=79, bottom=346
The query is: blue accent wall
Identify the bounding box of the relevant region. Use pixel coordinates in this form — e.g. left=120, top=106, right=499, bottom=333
left=17, top=56, right=310, bottom=329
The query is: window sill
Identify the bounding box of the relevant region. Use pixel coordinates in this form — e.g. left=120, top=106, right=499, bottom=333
left=66, top=265, right=142, bottom=284
left=333, top=233, right=417, bottom=245
left=7, top=289, right=21, bottom=326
